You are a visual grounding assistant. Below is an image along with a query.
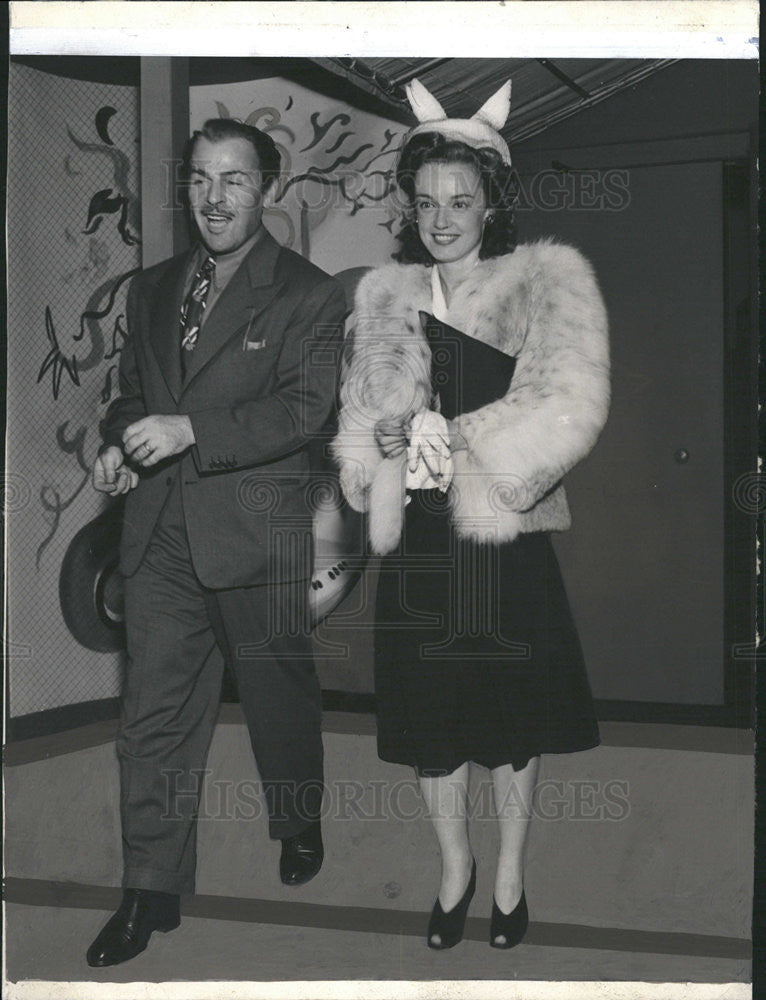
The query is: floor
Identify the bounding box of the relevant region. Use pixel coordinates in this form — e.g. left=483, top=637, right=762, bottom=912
left=2, top=710, right=754, bottom=997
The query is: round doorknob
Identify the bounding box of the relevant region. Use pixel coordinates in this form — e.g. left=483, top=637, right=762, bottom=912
left=674, top=448, right=690, bottom=464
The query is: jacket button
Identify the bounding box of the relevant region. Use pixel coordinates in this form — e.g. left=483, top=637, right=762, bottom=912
left=166, top=476, right=173, bottom=486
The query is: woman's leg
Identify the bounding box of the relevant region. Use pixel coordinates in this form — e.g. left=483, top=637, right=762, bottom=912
left=418, top=762, right=473, bottom=940
left=491, top=756, right=540, bottom=919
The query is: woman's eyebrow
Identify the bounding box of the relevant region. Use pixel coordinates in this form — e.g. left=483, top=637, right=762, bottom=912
left=415, top=191, right=473, bottom=201
left=414, top=191, right=475, bottom=200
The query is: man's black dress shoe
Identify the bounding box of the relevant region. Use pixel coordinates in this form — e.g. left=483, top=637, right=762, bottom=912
left=279, top=820, right=324, bottom=886
left=86, top=888, right=180, bottom=967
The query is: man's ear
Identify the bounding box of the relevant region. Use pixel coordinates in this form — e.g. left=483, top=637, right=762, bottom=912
left=262, top=182, right=277, bottom=210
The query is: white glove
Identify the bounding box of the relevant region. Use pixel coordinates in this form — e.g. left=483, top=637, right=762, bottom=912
left=405, top=410, right=453, bottom=492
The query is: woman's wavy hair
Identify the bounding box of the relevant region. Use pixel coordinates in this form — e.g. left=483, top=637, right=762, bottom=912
left=392, top=132, right=519, bottom=264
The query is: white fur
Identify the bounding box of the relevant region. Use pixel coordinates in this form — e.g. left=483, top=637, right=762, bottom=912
left=331, top=240, right=610, bottom=554
left=474, top=80, right=512, bottom=129
left=405, top=78, right=447, bottom=122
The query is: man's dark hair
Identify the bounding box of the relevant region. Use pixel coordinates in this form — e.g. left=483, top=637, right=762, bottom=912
left=184, top=118, right=282, bottom=194
left=393, top=132, right=519, bottom=264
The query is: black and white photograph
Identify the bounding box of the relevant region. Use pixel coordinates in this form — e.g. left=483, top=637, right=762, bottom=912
left=2, top=2, right=760, bottom=997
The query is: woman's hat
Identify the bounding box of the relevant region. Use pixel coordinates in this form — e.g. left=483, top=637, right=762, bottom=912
left=402, top=78, right=512, bottom=165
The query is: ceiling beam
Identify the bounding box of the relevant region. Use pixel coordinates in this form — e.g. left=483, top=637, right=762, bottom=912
left=536, top=59, right=591, bottom=100
left=389, top=59, right=454, bottom=88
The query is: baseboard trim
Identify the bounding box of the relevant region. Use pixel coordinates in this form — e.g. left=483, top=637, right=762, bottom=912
left=8, top=691, right=752, bottom=750
left=4, top=706, right=752, bottom=768
left=3, top=877, right=751, bottom=960
left=6, top=698, right=121, bottom=743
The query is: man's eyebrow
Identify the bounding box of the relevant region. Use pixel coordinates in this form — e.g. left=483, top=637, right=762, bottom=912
left=189, top=166, right=254, bottom=177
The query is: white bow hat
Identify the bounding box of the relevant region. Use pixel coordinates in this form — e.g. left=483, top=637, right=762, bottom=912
left=402, top=78, right=512, bottom=165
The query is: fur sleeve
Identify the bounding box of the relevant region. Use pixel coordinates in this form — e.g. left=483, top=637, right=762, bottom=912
left=450, top=242, right=610, bottom=526
left=331, top=265, right=432, bottom=545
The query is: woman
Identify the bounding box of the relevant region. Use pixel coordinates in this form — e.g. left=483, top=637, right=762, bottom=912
left=333, top=80, right=610, bottom=950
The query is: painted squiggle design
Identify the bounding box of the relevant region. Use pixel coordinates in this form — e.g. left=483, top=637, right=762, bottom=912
left=67, top=119, right=140, bottom=245
left=309, top=143, right=374, bottom=176
left=381, top=129, right=398, bottom=152
left=277, top=143, right=375, bottom=201
left=75, top=266, right=141, bottom=369
left=300, top=111, right=351, bottom=152
left=210, top=95, right=404, bottom=255
left=243, top=106, right=296, bottom=144
left=101, top=364, right=119, bottom=404
left=36, top=423, right=91, bottom=568
left=104, top=314, right=128, bottom=361
left=325, top=130, right=355, bottom=154
left=38, top=306, right=80, bottom=400
left=95, top=106, right=117, bottom=144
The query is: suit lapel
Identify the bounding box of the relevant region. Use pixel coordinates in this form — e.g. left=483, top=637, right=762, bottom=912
left=150, top=249, right=195, bottom=403
left=181, top=230, right=282, bottom=391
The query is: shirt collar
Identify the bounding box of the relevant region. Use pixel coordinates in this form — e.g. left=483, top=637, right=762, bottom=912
left=194, top=226, right=266, bottom=287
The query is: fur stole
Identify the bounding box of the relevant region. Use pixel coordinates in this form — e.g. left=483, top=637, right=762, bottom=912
left=332, top=238, right=610, bottom=554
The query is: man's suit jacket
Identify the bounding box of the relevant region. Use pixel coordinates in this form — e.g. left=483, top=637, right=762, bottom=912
left=101, top=229, right=347, bottom=589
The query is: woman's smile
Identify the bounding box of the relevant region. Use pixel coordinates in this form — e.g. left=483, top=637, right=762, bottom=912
left=414, top=160, right=489, bottom=266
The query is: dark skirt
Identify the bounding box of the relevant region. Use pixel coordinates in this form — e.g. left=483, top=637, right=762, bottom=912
left=373, top=488, right=600, bottom=775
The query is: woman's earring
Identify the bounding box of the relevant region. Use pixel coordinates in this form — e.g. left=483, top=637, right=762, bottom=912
left=484, top=213, right=495, bottom=226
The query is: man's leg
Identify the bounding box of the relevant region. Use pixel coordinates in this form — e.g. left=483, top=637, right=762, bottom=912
left=88, top=482, right=224, bottom=966
left=118, top=483, right=224, bottom=896
left=207, top=576, right=324, bottom=842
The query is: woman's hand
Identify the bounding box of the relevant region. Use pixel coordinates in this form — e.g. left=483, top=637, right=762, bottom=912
left=374, top=417, right=411, bottom=458
left=407, top=410, right=453, bottom=491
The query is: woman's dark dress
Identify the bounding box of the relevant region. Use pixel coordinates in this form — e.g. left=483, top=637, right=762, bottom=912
left=374, top=314, right=600, bottom=775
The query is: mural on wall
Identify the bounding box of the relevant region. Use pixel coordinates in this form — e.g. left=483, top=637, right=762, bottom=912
left=35, top=104, right=142, bottom=567
left=191, top=77, right=404, bottom=274
left=6, top=68, right=404, bottom=719
left=7, top=63, right=141, bottom=716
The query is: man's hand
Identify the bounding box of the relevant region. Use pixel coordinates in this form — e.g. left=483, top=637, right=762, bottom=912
left=123, top=415, right=195, bottom=467
left=92, top=446, right=139, bottom=495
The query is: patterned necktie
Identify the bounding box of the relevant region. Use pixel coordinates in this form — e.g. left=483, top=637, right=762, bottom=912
left=180, top=255, right=216, bottom=374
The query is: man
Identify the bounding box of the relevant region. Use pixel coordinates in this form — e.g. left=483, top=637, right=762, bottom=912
left=86, top=119, right=346, bottom=967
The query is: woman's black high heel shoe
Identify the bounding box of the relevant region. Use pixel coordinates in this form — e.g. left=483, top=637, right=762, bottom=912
left=489, top=889, right=528, bottom=949
left=427, top=860, right=476, bottom=950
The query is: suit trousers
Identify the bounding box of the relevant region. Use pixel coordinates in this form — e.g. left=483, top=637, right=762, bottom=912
left=117, top=475, right=324, bottom=895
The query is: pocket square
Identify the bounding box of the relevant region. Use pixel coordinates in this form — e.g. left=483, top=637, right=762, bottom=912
left=244, top=338, right=267, bottom=352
